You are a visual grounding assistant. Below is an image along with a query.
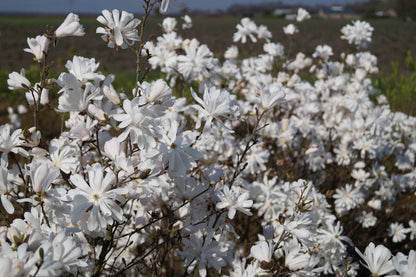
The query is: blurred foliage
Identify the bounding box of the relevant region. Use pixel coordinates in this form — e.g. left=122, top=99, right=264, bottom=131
left=395, top=0, right=416, bottom=19
left=373, top=50, right=416, bottom=116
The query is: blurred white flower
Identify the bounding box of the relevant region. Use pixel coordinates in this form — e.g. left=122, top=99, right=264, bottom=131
left=233, top=18, right=258, bottom=43
left=388, top=222, right=409, bottom=243
left=257, top=25, right=271, bottom=41
left=393, top=250, right=416, bottom=276
left=55, top=13, right=85, bottom=38
left=250, top=240, right=273, bottom=263
left=341, top=20, right=373, bottom=49
left=162, top=17, right=177, bottom=33
left=283, top=24, right=298, bottom=35
left=7, top=69, right=31, bottom=90
left=313, top=45, right=333, bottom=61
left=182, top=15, right=192, bottom=29
left=296, top=8, right=311, bottom=22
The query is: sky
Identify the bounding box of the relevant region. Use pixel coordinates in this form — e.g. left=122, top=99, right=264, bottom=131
left=0, top=0, right=366, bottom=14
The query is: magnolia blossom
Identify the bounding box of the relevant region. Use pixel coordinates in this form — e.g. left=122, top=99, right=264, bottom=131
left=191, top=86, right=239, bottom=134
left=7, top=70, right=31, bottom=90
left=112, top=98, right=157, bottom=149
left=2, top=10, right=416, bottom=277
left=296, top=8, right=311, bottom=22
left=24, top=35, right=49, bottom=61
left=177, top=44, right=215, bottom=81
left=178, top=230, right=228, bottom=277
left=68, top=163, right=127, bottom=233
left=355, top=243, right=395, bottom=276
left=0, top=124, right=27, bottom=157
left=162, top=17, right=177, bottom=33
left=341, top=20, right=374, bottom=49
left=96, top=9, right=140, bottom=49
left=393, top=250, right=416, bottom=276
left=250, top=240, right=273, bottom=263
left=215, top=185, right=253, bottom=219
left=284, top=239, right=310, bottom=271
left=55, top=13, right=85, bottom=38
left=182, top=15, right=192, bottom=29
left=29, top=161, right=60, bottom=193
left=161, top=120, right=202, bottom=177
left=64, top=55, right=104, bottom=83
left=233, top=18, right=258, bottom=43
left=0, top=157, right=13, bottom=214
left=283, top=24, right=298, bottom=36
left=388, top=222, right=409, bottom=243
left=42, top=232, right=88, bottom=273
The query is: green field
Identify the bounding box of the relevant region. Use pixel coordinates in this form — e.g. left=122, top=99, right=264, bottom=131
left=1, top=15, right=416, bottom=115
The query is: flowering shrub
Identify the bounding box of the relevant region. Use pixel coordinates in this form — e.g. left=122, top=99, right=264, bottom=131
left=2, top=1, right=416, bottom=276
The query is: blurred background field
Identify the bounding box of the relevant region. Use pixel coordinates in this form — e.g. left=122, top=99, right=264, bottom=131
left=0, top=15, right=416, bottom=117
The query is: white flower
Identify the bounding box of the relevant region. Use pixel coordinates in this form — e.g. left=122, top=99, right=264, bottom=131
left=64, top=55, right=104, bottom=83
left=408, top=220, right=416, bottom=240
left=388, top=222, right=409, bottom=243
left=24, top=35, right=49, bottom=61
left=0, top=157, right=14, bottom=214
left=257, top=25, right=271, bottom=41
left=29, top=160, right=60, bottom=193
left=357, top=211, right=377, bottom=228
left=296, top=8, right=311, bottom=22
left=182, top=15, right=192, bottom=29
left=233, top=18, right=258, bottom=43
left=225, top=46, right=238, bottom=59
left=178, top=230, right=228, bottom=277
left=216, top=185, right=253, bottom=219
left=162, top=17, right=177, bottom=33
left=355, top=243, right=395, bottom=276
left=317, top=221, right=353, bottom=252
left=313, top=45, right=333, bottom=61
left=283, top=24, right=298, bottom=35
left=55, top=13, right=85, bottom=38
left=0, top=124, right=27, bottom=157
left=191, top=85, right=239, bottom=134
left=177, top=44, right=215, bottom=81
left=257, top=82, right=286, bottom=111
left=161, top=120, right=202, bottom=177
left=250, top=240, right=273, bottom=263
left=112, top=98, right=156, bottom=149
left=49, top=138, right=78, bottom=174
left=7, top=70, right=31, bottom=90
left=96, top=9, right=140, bottom=49
left=341, top=20, right=373, bottom=49
left=263, top=42, right=284, bottom=57
left=333, top=184, right=364, bottom=215
left=103, top=84, right=120, bottom=104
left=393, top=250, right=416, bottom=276
left=284, top=239, right=310, bottom=271
left=68, top=163, right=127, bottom=233
left=43, top=232, right=88, bottom=273
left=58, top=83, right=101, bottom=112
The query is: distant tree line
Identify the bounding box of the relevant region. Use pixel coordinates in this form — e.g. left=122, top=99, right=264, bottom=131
left=395, top=0, right=416, bottom=19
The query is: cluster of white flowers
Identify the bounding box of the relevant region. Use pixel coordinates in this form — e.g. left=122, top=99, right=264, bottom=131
left=2, top=5, right=416, bottom=276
